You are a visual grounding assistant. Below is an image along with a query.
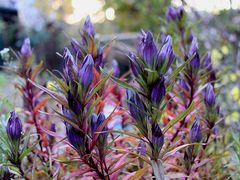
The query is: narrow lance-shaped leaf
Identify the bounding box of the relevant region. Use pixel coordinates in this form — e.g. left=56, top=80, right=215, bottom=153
left=163, top=102, right=194, bottom=134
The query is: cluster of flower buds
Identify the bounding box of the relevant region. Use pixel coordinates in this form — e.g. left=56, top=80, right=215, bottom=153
left=91, top=112, right=109, bottom=159
left=203, top=83, right=219, bottom=128
left=70, top=16, right=103, bottom=69
left=126, top=30, right=174, bottom=160
left=56, top=17, right=110, bottom=178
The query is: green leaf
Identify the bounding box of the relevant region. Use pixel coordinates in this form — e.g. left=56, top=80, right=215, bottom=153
left=166, top=54, right=194, bottom=84
left=100, top=67, right=135, bottom=91
left=19, top=140, right=40, bottom=160
left=145, top=68, right=158, bottom=85
left=21, top=133, right=31, bottom=154
left=86, top=70, right=113, bottom=102
left=163, top=102, right=194, bottom=134
left=85, top=96, right=102, bottom=118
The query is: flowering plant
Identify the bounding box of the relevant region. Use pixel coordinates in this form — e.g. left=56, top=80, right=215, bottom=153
left=0, top=6, right=236, bottom=180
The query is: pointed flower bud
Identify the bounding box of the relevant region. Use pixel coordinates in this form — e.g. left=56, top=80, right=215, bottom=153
left=137, top=30, right=157, bottom=67
left=90, top=112, right=107, bottom=134
left=67, top=92, right=82, bottom=115
left=112, top=59, right=120, bottom=77
left=204, top=83, right=216, bottom=107
left=166, top=6, right=184, bottom=21
left=137, top=141, right=146, bottom=156
left=83, top=16, right=95, bottom=38
left=126, top=89, right=146, bottom=123
left=156, top=35, right=174, bottom=71
left=151, top=75, right=166, bottom=105
left=6, top=111, right=22, bottom=142
left=128, top=52, right=143, bottom=77
left=166, top=7, right=177, bottom=21
left=152, top=123, right=164, bottom=152
left=63, top=48, right=77, bottom=82
left=178, top=79, right=189, bottom=91
left=190, top=118, right=202, bottom=143
left=71, top=38, right=84, bottom=59
left=94, top=47, right=103, bottom=68
left=203, top=52, right=212, bottom=71
left=20, top=38, right=32, bottom=58
left=189, top=37, right=200, bottom=71
left=65, top=123, right=85, bottom=154
left=78, top=54, right=94, bottom=90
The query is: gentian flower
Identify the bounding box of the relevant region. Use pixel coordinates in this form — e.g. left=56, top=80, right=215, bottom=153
left=166, top=6, right=184, bottom=21
left=71, top=38, right=84, bottom=60
left=83, top=15, right=95, bottom=38
left=128, top=52, right=143, bottom=77
left=20, top=38, right=32, bottom=58
left=94, top=47, right=103, bottom=68
left=189, top=37, right=200, bottom=72
left=137, top=30, right=157, bottom=67
left=190, top=118, right=202, bottom=143
left=6, top=111, right=22, bottom=142
left=112, top=59, right=120, bottom=78
left=204, top=83, right=216, bottom=107
left=152, top=123, right=164, bottom=156
left=179, top=79, right=189, bottom=91
left=67, top=92, right=82, bottom=115
left=63, top=48, right=77, bottom=83
left=166, top=7, right=178, bottom=21
left=65, top=123, right=85, bottom=154
left=126, top=89, right=146, bottom=123
left=78, top=54, right=94, bottom=90
left=156, top=35, right=174, bottom=71
left=151, top=75, right=166, bottom=105
left=203, top=52, right=212, bottom=71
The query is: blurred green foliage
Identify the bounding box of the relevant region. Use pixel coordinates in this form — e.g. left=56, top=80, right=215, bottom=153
left=104, top=0, right=171, bottom=33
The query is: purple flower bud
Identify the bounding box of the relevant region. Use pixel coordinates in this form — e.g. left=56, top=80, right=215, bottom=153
left=83, top=16, right=95, bottom=38
left=204, top=83, right=216, bottom=107
left=78, top=54, right=94, bottom=90
left=91, top=112, right=107, bottom=134
left=166, top=6, right=184, bottom=21
left=90, top=113, right=98, bottom=134
left=190, top=118, right=202, bottom=143
left=128, top=52, right=143, bottom=77
left=65, top=123, right=85, bottom=154
left=189, top=37, right=200, bottom=71
left=20, top=38, right=32, bottom=58
left=203, top=52, right=212, bottom=71
left=71, top=38, right=84, bottom=59
left=112, top=59, right=120, bottom=77
left=178, top=79, right=189, bottom=91
left=166, top=7, right=178, bottom=21
left=63, top=48, right=77, bottom=82
left=48, top=123, right=56, bottom=143
left=137, top=30, right=157, bottom=67
left=67, top=92, right=82, bottom=115
left=137, top=141, right=146, bottom=156
left=156, top=35, right=175, bottom=71
left=152, top=123, right=164, bottom=149
left=6, top=111, right=22, bottom=142
left=94, top=47, right=103, bottom=68
left=151, top=75, right=165, bottom=105
left=126, top=89, right=146, bottom=123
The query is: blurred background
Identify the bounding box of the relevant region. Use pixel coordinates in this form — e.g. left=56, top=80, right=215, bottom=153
left=0, top=0, right=239, bottom=122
